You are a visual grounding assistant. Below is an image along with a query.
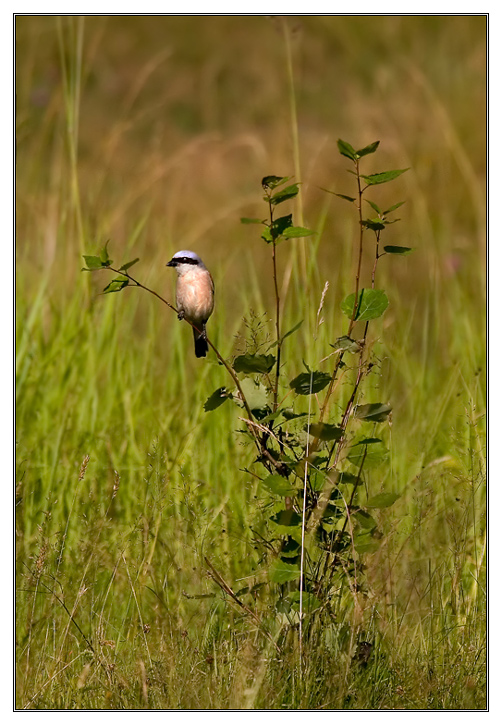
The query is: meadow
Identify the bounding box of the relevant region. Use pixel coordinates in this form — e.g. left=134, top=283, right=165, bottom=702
left=15, top=15, right=486, bottom=710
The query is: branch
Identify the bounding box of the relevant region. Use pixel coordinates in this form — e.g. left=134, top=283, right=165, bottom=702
left=94, top=265, right=261, bottom=449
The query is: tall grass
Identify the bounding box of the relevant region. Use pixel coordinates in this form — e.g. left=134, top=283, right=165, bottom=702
left=15, top=15, right=486, bottom=709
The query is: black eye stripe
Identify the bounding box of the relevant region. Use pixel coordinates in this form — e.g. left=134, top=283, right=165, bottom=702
left=174, top=257, right=199, bottom=265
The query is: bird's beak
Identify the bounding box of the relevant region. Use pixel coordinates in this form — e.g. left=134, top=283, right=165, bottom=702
left=166, top=259, right=175, bottom=267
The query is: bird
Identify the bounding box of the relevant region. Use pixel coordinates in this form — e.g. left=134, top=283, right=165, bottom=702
left=166, top=250, right=214, bottom=358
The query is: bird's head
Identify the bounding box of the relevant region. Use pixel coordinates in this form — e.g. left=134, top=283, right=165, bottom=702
left=167, top=250, right=206, bottom=272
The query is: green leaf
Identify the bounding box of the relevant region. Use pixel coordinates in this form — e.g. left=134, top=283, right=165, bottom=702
left=82, top=244, right=113, bottom=271
left=306, top=423, right=344, bottom=441
left=383, top=245, right=413, bottom=255
left=283, top=226, right=315, bottom=239
left=287, top=591, right=321, bottom=613
left=275, top=597, right=293, bottom=613
left=362, top=218, right=386, bottom=232
left=100, top=241, right=112, bottom=266
left=233, top=353, right=276, bottom=375
left=280, top=537, right=301, bottom=558
left=103, top=276, right=129, bottom=294
left=281, top=409, right=308, bottom=422
left=82, top=255, right=105, bottom=270
left=257, top=409, right=284, bottom=426
left=268, top=559, right=300, bottom=584
left=341, top=289, right=389, bottom=321
left=239, top=378, right=269, bottom=413
left=347, top=438, right=388, bottom=468
left=261, top=227, right=273, bottom=244
left=262, top=175, right=290, bottom=190
left=320, top=188, right=356, bottom=202
left=365, top=492, right=400, bottom=509
left=270, top=183, right=300, bottom=205
left=280, top=319, right=303, bottom=343
left=119, top=258, right=140, bottom=272
left=365, top=199, right=382, bottom=214
left=354, top=403, right=392, bottom=422
left=204, top=387, right=229, bottom=412
left=234, top=585, right=250, bottom=597
left=337, top=139, right=357, bottom=161
left=269, top=510, right=302, bottom=528
left=334, top=471, right=359, bottom=485
left=356, top=140, right=380, bottom=158
left=362, top=168, right=409, bottom=186
left=304, top=452, right=328, bottom=470
left=240, top=217, right=264, bottom=224
left=309, top=470, right=326, bottom=492
left=320, top=503, right=343, bottom=521
left=354, top=531, right=381, bottom=554
left=290, top=371, right=331, bottom=395
left=383, top=201, right=406, bottom=214
left=270, top=214, right=293, bottom=239
left=331, top=336, right=362, bottom=354
left=261, top=475, right=297, bottom=497
left=353, top=510, right=377, bottom=530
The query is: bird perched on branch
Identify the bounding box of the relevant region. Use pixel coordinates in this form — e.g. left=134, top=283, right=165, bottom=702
left=167, top=250, right=214, bottom=358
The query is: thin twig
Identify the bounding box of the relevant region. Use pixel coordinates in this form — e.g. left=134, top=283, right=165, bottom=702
left=272, top=240, right=282, bottom=411
left=98, top=265, right=261, bottom=449
left=347, top=158, right=365, bottom=338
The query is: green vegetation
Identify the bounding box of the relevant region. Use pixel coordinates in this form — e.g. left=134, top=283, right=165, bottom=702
left=16, top=15, right=486, bottom=710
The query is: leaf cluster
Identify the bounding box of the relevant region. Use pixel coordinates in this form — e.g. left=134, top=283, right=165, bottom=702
left=241, top=176, right=314, bottom=244
left=219, top=147, right=407, bottom=613
left=81, top=139, right=410, bottom=626
left=82, top=242, right=140, bottom=295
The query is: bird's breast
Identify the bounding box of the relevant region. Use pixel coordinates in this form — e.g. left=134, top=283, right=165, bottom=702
left=176, top=269, right=214, bottom=322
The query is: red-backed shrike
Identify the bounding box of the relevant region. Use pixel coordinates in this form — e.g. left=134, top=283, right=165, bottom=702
left=167, top=250, right=214, bottom=358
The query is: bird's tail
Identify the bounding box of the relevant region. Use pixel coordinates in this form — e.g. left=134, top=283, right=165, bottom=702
left=193, top=325, right=208, bottom=358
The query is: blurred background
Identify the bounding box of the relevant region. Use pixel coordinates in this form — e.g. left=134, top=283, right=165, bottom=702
left=16, top=14, right=486, bottom=295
